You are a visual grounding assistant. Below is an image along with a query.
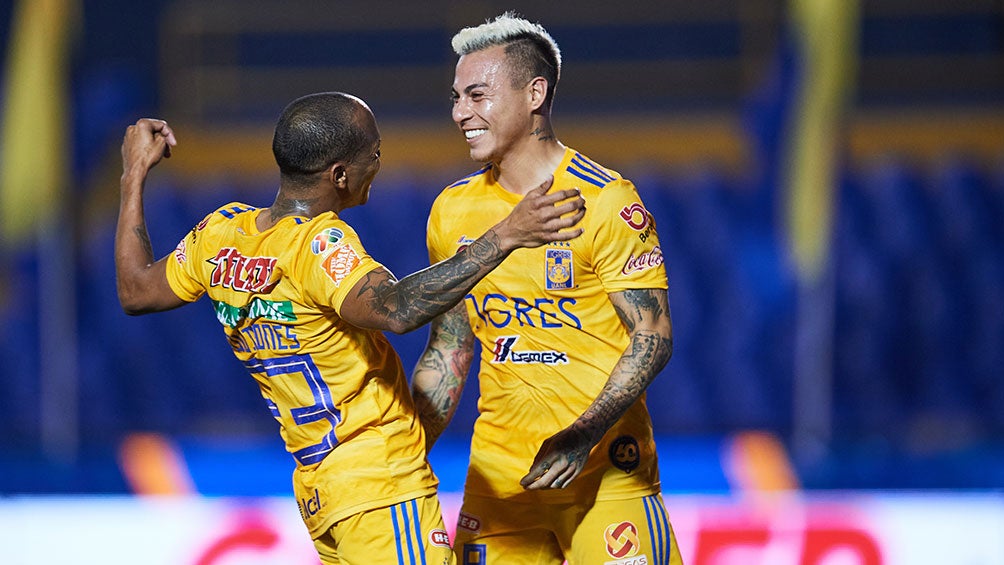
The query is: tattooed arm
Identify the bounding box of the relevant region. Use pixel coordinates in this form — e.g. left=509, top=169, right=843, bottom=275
left=339, top=178, right=584, bottom=334
left=411, top=302, right=476, bottom=450
left=115, top=119, right=189, bottom=315
left=521, top=288, right=673, bottom=490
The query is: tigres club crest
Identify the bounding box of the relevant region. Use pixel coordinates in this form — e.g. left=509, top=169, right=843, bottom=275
left=545, top=248, right=574, bottom=290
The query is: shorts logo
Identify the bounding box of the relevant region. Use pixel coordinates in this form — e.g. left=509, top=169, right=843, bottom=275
left=429, top=528, right=451, bottom=548
left=609, top=435, right=641, bottom=472
left=605, top=521, right=648, bottom=564
left=491, top=336, right=569, bottom=365
left=620, top=245, right=663, bottom=275
left=457, top=511, right=482, bottom=533
left=462, top=543, right=487, bottom=565
left=545, top=248, right=574, bottom=290
left=311, top=227, right=344, bottom=255
left=321, top=244, right=361, bottom=287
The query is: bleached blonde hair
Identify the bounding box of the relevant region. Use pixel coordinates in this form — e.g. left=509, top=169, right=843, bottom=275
left=452, top=12, right=562, bottom=106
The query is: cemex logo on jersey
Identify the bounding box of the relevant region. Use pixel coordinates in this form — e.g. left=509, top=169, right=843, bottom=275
left=208, top=248, right=279, bottom=293
left=456, top=235, right=476, bottom=253
left=491, top=336, right=569, bottom=365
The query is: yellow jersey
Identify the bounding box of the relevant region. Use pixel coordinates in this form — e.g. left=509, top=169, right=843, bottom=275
left=427, top=148, right=669, bottom=503
left=165, top=203, right=437, bottom=537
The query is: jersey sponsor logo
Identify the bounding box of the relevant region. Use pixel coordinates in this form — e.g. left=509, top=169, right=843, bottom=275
left=297, top=488, right=323, bottom=521
left=620, top=203, right=658, bottom=243
left=491, top=335, right=569, bottom=365
left=213, top=297, right=296, bottom=328
left=456, top=235, right=476, bottom=253
left=457, top=512, right=482, bottom=534
left=605, top=521, right=643, bottom=561
left=320, top=243, right=361, bottom=287
left=545, top=248, right=574, bottom=290
left=208, top=248, right=279, bottom=292
left=465, top=294, right=582, bottom=330
left=609, top=435, right=641, bottom=472
left=173, top=239, right=188, bottom=264
left=620, top=245, right=663, bottom=275
left=311, top=227, right=344, bottom=255
left=619, top=203, right=652, bottom=231
left=462, top=543, right=487, bottom=565
left=429, top=528, right=451, bottom=548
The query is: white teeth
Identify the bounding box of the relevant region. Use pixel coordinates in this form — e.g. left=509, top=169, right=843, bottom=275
left=465, top=129, right=487, bottom=140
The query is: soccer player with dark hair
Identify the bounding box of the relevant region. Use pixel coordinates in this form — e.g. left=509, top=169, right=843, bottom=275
left=114, top=91, right=584, bottom=564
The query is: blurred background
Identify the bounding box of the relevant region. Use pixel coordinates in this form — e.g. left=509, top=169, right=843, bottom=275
left=1, top=0, right=1002, bottom=563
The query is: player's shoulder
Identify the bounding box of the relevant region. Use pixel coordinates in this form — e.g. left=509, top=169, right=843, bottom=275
left=559, top=149, right=637, bottom=204
left=442, top=163, right=493, bottom=192
left=203, top=202, right=258, bottom=224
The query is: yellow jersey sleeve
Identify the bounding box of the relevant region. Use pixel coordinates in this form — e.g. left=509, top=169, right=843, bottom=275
left=296, top=221, right=385, bottom=318
left=164, top=212, right=213, bottom=302
left=590, top=179, right=668, bottom=293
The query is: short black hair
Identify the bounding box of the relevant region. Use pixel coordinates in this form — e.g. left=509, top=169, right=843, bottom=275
left=272, top=92, right=369, bottom=183
left=504, top=36, right=560, bottom=106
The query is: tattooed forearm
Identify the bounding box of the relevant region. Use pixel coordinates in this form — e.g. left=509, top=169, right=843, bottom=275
left=574, top=330, right=671, bottom=443
left=570, top=289, right=672, bottom=444
left=412, top=307, right=474, bottom=448
left=357, top=227, right=510, bottom=333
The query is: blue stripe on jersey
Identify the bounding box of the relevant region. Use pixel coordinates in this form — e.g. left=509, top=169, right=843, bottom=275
left=571, top=154, right=615, bottom=183
left=411, top=498, right=427, bottom=564
left=217, top=205, right=255, bottom=219
left=447, top=164, right=491, bottom=188
left=566, top=165, right=608, bottom=188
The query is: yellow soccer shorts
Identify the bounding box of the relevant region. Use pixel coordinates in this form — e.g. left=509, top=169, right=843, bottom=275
left=453, top=493, right=683, bottom=565
left=313, top=494, right=456, bottom=565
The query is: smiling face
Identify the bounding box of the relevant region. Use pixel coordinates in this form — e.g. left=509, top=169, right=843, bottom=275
left=451, top=45, right=535, bottom=164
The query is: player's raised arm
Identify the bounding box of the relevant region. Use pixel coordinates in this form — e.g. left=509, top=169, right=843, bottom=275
left=338, top=178, right=584, bottom=334
left=114, top=118, right=188, bottom=315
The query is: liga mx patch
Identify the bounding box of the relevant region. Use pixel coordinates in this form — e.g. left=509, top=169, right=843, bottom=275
left=311, top=227, right=344, bottom=254
left=545, top=248, right=574, bottom=290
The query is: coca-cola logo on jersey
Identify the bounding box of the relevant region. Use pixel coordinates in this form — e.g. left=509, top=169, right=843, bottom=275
left=621, top=245, right=663, bottom=275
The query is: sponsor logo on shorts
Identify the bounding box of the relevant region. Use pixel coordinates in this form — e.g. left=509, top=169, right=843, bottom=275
left=620, top=245, right=663, bottom=275
left=462, top=543, right=487, bottom=565
left=609, top=435, right=641, bottom=472
left=545, top=247, right=574, bottom=290
left=429, top=528, right=451, bottom=548
left=491, top=336, right=569, bottom=365
left=605, top=521, right=647, bottom=564
left=297, top=488, right=322, bottom=521
left=321, top=243, right=361, bottom=287
left=311, top=227, right=344, bottom=255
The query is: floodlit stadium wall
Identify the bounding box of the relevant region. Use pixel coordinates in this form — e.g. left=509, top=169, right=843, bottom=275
left=2, top=493, right=1002, bottom=564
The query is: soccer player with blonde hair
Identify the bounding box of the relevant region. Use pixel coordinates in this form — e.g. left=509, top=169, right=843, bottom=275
left=413, top=12, right=684, bottom=565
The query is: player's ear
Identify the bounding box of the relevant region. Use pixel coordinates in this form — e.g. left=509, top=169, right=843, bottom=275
left=328, top=163, right=348, bottom=188
left=528, top=76, right=548, bottom=111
